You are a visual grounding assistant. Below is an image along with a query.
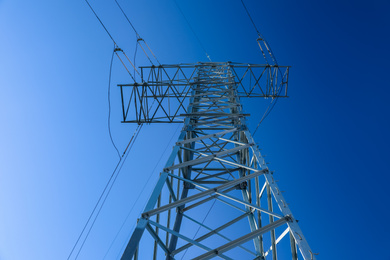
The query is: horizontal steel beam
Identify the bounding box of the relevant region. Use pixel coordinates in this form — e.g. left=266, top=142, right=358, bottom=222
left=164, top=143, right=253, bottom=172
left=142, top=169, right=268, bottom=218
left=192, top=216, right=291, bottom=260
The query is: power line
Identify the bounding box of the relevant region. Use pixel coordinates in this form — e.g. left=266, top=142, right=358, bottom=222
left=84, top=0, right=118, bottom=46
left=239, top=0, right=279, bottom=66
left=103, top=125, right=181, bottom=259
left=72, top=1, right=161, bottom=258
left=173, top=0, right=212, bottom=62
left=114, top=0, right=140, bottom=39
left=108, top=45, right=121, bottom=159
left=180, top=199, right=217, bottom=260
left=67, top=124, right=143, bottom=260
left=84, top=0, right=139, bottom=82
left=114, top=0, right=161, bottom=66
left=252, top=80, right=285, bottom=136
left=252, top=97, right=278, bottom=136
left=73, top=125, right=143, bottom=259
left=240, top=0, right=261, bottom=37
left=238, top=0, right=285, bottom=134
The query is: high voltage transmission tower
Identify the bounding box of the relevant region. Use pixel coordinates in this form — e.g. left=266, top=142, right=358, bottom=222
left=117, top=62, right=316, bottom=259
left=70, top=1, right=316, bottom=259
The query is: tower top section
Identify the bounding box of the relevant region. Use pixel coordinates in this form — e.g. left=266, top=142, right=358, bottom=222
left=118, top=62, right=289, bottom=124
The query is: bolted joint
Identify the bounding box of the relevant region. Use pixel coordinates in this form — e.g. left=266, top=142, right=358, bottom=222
left=183, top=182, right=195, bottom=189
left=141, top=213, right=149, bottom=219
left=184, top=125, right=194, bottom=131
left=285, top=214, right=293, bottom=222
left=235, top=181, right=248, bottom=190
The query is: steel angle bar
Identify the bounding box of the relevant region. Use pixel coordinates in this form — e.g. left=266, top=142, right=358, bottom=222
left=148, top=220, right=234, bottom=260
left=195, top=180, right=229, bottom=185
left=165, top=144, right=252, bottom=172
left=218, top=137, right=248, bottom=146
left=181, top=186, right=236, bottom=213
left=244, top=130, right=316, bottom=260
left=143, top=169, right=267, bottom=218
left=192, top=90, right=234, bottom=97
left=184, top=113, right=249, bottom=118
left=196, top=127, right=236, bottom=131
left=120, top=82, right=192, bottom=88
left=258, top=181, right=267, bottom=199
left=249, top=67, right=267, bottom=96
left=193, top=101, right=232, bottom=107
left=185, top=104, right=240, bottom=114
left=247, top=67, right=267, bottom=95
left=194, top=168, right=240, bottom=182
left=165, top=178, right=178, bottom=202
left=167, top=170, right=281, bottom=218
left=178, top=144, right=231, bottom=160
left=192, top=216, right=290, bottom=260
left=148, top=88, right=172, bottom=121
left=178, top=66, right=197, bottom=84
left=192, top=95, right=232, bottom=103
left=192, top=187, right=248, bottom=214
left=191, top=118, right=240, bottom=127
left=211, top=156, right=262, bottom=173
left=121, top=218, right=149, bottom=260
left=147, top=220, right=212, bottom=254
left=263, top=227, right=290, bottom=257
left=176, top=128, right=237, bottom=146
left=173, top=212, right=255, bottom=257
left=213, top=188, right=283, bottom=219
left=181, top=103, right=240, bottom=116
left=186, top=140, right=238, bottom=166
left=146, top=223, right=170, bottom=254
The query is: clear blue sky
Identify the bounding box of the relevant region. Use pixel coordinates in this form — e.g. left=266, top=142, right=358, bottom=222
left=1, top=0, right=389, bottom=259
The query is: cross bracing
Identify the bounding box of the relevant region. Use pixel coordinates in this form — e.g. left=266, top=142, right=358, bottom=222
left=120, top=62, right=315, bottom=260
left=118, top=62, right=289, bottom=124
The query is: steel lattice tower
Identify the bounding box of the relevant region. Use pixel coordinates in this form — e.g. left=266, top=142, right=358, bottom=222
left=118, top=62, right=315, bottom=259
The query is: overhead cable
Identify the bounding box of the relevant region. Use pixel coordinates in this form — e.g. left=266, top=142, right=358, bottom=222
left=108, top=45, right=121, bottom=159
left=239, top=0, right=286, bottom=134
left=84, top=0, right=118, bottom=46
left=173, top=0, right=212, bottom=62
left=114, top=0, right=161, bottom=65
left=239, top=0, right=278, bottom=65
left=67, top=124, right=143, bottom=260
left=114, top=0, right=141, bottom=38
left=103, top=125, right=181, bottom=259
left=252, top=96, right=279, bottom=136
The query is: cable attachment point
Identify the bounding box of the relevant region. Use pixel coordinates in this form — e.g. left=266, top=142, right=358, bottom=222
left=114, top=47, right=123, bottom=52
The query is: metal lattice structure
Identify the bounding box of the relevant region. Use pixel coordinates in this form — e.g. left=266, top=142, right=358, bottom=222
left=120, top=62, right=315, bottom=260
left=118, top=62, right=289, bottom=124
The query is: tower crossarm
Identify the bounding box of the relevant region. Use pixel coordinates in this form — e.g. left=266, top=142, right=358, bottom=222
left=118, top=62, right=290, bottom=124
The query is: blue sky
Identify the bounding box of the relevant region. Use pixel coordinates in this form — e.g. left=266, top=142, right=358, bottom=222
left=1, top=0, right=390, bottom=259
